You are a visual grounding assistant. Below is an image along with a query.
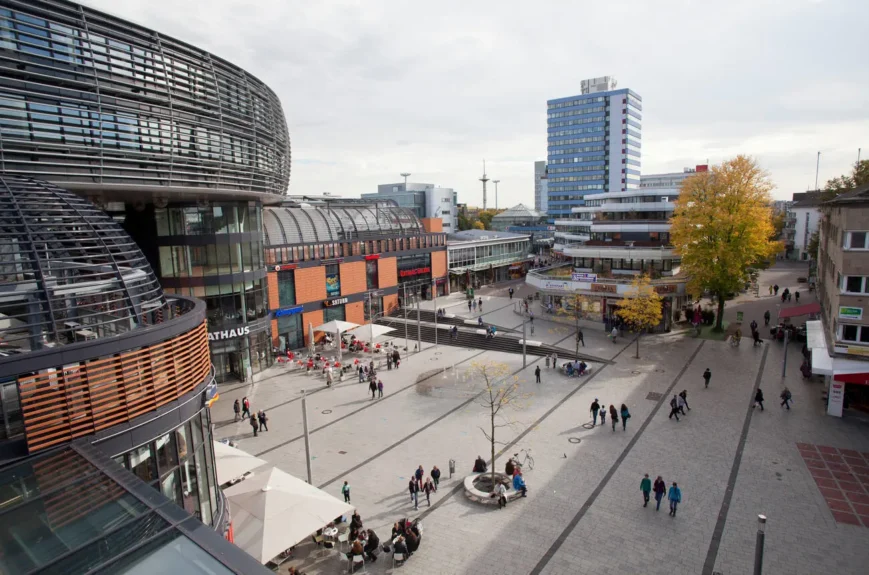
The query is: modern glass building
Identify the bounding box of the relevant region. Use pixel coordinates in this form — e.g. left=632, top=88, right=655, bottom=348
left=547, top=76, right=642, bottom=219
left=0, top=0, right=292, bottom=384
left=0, top=177, right=262, bottom=572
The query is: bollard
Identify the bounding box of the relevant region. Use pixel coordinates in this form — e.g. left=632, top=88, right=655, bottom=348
left=449, top=458, right=456, bottom=478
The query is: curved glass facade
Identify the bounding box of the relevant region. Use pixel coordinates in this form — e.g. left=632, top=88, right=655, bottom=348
left=0, top=0, right=290, bottom=197
left=112, top=411, right=219, bottom=527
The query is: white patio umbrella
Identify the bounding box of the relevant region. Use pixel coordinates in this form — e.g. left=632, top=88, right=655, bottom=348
left=347, top=323, right=395, bottom=342
left=314, top=319, right=360, bottom=361
left=225, top=466, right=354, bottom=564
left=308, top=322, right=315, bottom=357
left=213, top=440, right=267, bottom=486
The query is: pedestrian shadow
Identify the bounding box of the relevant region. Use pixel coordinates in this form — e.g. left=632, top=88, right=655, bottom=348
left=336, top=398, right=375, bottom=408
left=373, top=491, right=413, bottom=505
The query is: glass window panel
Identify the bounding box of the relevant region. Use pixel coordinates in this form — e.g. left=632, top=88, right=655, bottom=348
left=179, top=455, right=200, bottom=518
left=190, top=413, right=203, bottom=448
left=850, top=232, right=867, bottom=249
left=129, top=443, right=157, bottom=483
left=155, top=433, right=178, bottom=474
left=194, top=446, right=212, bottom=526
left=160, top=469, right=182, bottom=506
left=175, top=423, right=190, bottom=461
left=242, top=242, right=253, bottom=272
left=846, top=276, right=863, bottom=293
left=105, top=531, right=235, bottom=575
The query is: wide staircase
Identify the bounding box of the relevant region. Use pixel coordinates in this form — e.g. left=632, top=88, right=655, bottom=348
left=377, top=311, right=606, bottom=363
left=401, top=308, right=521, bottom=333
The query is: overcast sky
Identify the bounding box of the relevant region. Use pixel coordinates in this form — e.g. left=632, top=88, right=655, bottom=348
left=84, top=0, right=868, bottom=205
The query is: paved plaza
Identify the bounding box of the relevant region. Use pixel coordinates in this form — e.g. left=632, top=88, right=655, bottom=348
left=213, top=263, right=869, bottom=575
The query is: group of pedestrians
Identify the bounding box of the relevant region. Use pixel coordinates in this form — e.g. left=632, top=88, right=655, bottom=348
left=640, top=474, right=682, bottom=516
left=408, top=465, right=441, bottom=509
left=589, top=399, right=632, bottom=431
left=467, top=297, right=484, bottom=314
left=235, top=398, right=269, bottom=436
left=668, top=390, right=691, bottom=421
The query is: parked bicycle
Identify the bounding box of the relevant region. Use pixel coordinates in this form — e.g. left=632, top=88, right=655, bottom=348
left=512, top=448, right=534, bottom=471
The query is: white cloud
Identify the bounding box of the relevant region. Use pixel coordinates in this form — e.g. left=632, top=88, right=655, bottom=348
left=83, top=0, right=869, bottom=203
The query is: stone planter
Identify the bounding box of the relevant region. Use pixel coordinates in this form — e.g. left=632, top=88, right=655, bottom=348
left=463, top=472, right=521, bottom=505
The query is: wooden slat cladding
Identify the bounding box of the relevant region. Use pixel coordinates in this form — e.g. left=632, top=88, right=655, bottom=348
left=17, top=322, right=210, bottom=452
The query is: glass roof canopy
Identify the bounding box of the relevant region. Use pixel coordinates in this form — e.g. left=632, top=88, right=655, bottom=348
left=263, top=203, right=424, bottom=246
left=0, top=443, right=268, bottom=575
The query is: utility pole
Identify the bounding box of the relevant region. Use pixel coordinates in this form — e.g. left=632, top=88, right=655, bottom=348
left=400, top=172, right=411, bottom=189
left=479, top=160, right=489, bottom=210
left=301, top=389, right=312, bottom=484
left=403, top=283, right=408, bottom=351
left=814, top=151, right=821, bottom=190
left=754, top=514, right=766, bottom=575
left=493, top=179, right=500, bottom=210
left=522, top=318, right=527, bottom=368
left=782, top=329, right=789, bottom=378
left=416, top=286, right=422, bottom=352
left=433, top=280, right=438, bottom=351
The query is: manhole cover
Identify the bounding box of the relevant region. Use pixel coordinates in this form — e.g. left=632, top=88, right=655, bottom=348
left=646, top=392, right=663, bottom=401
left=568, top=437, right=582, bottom=444
left=338, top=450, right=347, bottom=455
left=322, top=409, right=332, bottom=414
left=632, top=370, right=642, bottom=375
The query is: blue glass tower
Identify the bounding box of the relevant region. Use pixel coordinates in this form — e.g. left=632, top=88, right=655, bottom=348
left=546, top=77, right=642, bottom=218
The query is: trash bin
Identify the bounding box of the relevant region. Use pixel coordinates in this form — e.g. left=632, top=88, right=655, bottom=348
left=449, top=459, right=456, bottom=478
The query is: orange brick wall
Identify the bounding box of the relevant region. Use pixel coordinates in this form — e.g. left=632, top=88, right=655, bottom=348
left=267, top=272, right=279, bottom=311
left=421, top=218, right=443, bottom=233
left=270, top=318, right=278, bottom=346
left=340, top=261, right=366, bottom=296
left=383, top=294, right=399, bottom=315
left=302, top=310, right=324, bottom=345
left=295, top=266, right=327, bottom=304
left=379, top=257, right=397, bottom=287
left=432, top=250, right=447, bottom=278
left=345, top=301, right=365, bottom=326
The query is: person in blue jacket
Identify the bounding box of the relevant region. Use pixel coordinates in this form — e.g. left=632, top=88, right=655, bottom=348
left=513, top=471, right=527, bottom=497
left=668, top=482, right=682, bottom=517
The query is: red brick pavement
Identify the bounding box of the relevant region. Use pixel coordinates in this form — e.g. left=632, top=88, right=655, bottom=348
left=798, top=442, right=869, bottom=527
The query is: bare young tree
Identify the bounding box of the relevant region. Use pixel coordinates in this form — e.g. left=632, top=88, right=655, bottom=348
left=468, top=360, right=530, bottom=487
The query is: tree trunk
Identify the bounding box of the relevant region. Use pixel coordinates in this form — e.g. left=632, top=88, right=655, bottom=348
left=490, top=411, right=496, bottom=488
left=715, top=291, right=726, bottom=332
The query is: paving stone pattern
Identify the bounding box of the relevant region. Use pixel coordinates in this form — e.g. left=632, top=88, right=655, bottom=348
left=797, top=443, right=869, bottom=527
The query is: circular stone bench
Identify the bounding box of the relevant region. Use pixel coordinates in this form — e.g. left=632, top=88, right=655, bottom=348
left=463, top=472, right=523, bottom=505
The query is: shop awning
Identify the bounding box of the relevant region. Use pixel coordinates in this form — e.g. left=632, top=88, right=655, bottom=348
left=833, top=372, right=869, bottom=385
left=778, top=302, right=821, bottom=319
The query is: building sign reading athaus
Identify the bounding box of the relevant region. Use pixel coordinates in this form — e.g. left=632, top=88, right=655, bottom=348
left=208, top=326, right=250, bottom=341
left=399, top=266, right=431, bottom=278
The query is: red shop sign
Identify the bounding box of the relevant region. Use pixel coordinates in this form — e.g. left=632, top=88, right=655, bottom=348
left=399, top=266, right=431, bottom=277
left=274, top=264, right=297, bottom=271
left=364, top=254, right=381, bottom=260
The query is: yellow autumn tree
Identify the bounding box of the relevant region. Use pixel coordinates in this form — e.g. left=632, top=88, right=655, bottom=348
left=472, top=220, right=485, bottom=230
left=615, top=275, right=662, bottom=358
left=670, top=156, right=781, bottom=331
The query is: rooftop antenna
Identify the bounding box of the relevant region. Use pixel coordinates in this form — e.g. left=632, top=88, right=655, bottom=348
left=480, top=160, right=489, bottom=210
left=400, top=172, right=411, bottom=189
left=493, top=180, right=500, bottom=210
left=815, top=151, right=821, bottom=190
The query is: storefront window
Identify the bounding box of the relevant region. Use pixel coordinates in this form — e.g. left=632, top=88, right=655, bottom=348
left=161, top=469, right=182, bottom=506
left=366, top=260, right=378, bottom=290
left=324, top=304, right=345, bottom=324
left=364, top=297, right=383, bottom=321
left=129, top=443, right=157, bottom=484
left=277, top=313, right=303, bottom=351
left=277, top=271, right=295, bottom=307
left=156, top=432, right=178, bottom=471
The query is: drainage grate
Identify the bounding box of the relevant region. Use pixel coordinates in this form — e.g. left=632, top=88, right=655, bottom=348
left=338, top=450, right=347, bottom=455
left=646, top=392, right=663, bottom=401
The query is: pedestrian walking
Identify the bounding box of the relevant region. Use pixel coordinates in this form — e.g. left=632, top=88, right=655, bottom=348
left=703, top=368, right=711, bottom=388
left=342, top=481, right=351, bottom=503
left=472, top=300, right=477, bottom=312
left=640, top=474, right=652, bottom=507
left=750, top=319, right=758, bottom=333
left=545, top=355, right=550, bottom=368
left=795, top=290, right=800, bottom=303
left=679, top=390, right=690, bottom=411
left=764, top=310, right=771, bottom=326
left=409, top=478, right=420, bottom=510
left=478, top=297, right=483, bottom=313
left=258, top=410, right=269, bottom=431
left=768, top=285, right=773, bottom=295
left=668, top=482, right=682, bottom=517
left=676, top=393, right=687, bottom=416
left=773, top=284, right=779, bottom=295
left=535, top=365, right=541, bottom=383
left=509, top=287, right=514, bottom=299
left=590, top=399, right=601, bottom=426
left=620, top=403, right=631, bottom=431
left=393, top=350, right=400, bottom=369
left=600, top=403, right=607, bottom=426
left=577, top=328, right=585, bottom=347
left=668, top=394, right=681, bottom=421
left=233, top=399, right=241, bottom=422
left=358, top=366, right=365, bottom=383
left=611, top=326, right=618, bottom=344
left=249, top=414, right=259, bottom=437
left=780, top=387, right=792, bottom=410
left=369, top=379, right=377, bottom=399
left=468, top=299, right=472, bottom=313
left=754, top=388, right=765, bottom=410
left=387, top=355, right=393, bottom=370
left=423, top=478, right=435, bottom=506
left=609, top=405, right=618, bottom=432
left=241, top=397, right=251, bottom=419
left=653, top=476, right=666, bottom=511
left=431, top=466, right=441, bottom=490
left=377, top=379, right=384, bottom=398
left=553, top=353, right=558, bottom=369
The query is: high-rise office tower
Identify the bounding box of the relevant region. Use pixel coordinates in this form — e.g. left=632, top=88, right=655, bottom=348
left=546, top=76, right=642, bottom=219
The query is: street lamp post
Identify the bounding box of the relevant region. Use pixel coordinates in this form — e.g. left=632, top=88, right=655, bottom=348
left=754, top=514, right=766, bottom=575
left=493, top=179, right=500, bottom=210
left=403, top=283, right=409, bottom=351
left=522, top=317, right=527, bottom=368
left=301, top=389, right=312, bottom=484
left=433, top=279, right=438, bottom=351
